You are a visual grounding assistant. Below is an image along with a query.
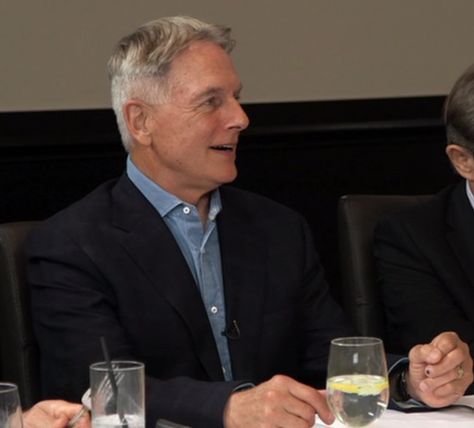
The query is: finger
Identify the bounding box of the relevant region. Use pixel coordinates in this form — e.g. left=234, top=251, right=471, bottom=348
left=287, top=383, right=334, bottom=424
left=281, top=394, right=316, bottom=426
left=37, top=400, right=87, bottom=427
left=51, top=415, right=70, bottom=428
left=319, top=390, right=328, bottom=399
left=66, top=405, right=89, bottom=427
left=417, top=379, right=464, bottom=408
left=53, top=402, right=84, bottom=419
left=430, top=332, right=459, bottom=355
left=425, top=361, right=473, bottom=396
left=37, top=400, right=69, bottom=417
left=288, top=382, right=325, bottom=407
left=76, top=413, right=91, bottom=428
left=422, top=377, right=464, bottom=399
left=420, top=367, right=460, bottom=393
left=425, top=347, right=465, bottom=378
left=275, top=408, right=313, bottom=428
left=409, top=344, right=443, bottom=365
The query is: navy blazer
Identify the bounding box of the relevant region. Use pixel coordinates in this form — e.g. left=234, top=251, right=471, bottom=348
left=375, top=180, right=474, bottom=366
left=27, top=175, right=350, bottom=427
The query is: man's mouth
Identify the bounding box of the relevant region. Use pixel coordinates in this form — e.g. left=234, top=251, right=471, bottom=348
left=210, top=145, right=234, bottom=151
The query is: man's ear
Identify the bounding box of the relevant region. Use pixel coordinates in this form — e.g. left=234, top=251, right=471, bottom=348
left=446, top=144, right=474, bottom=180
left=122, top=99, right=153, bottom=146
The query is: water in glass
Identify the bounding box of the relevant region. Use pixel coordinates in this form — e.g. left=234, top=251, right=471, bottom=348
left=326, top=337, right=389, bottom=427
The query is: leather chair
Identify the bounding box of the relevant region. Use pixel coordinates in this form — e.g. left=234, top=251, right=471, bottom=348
left=337, top=194, right=431, bottom=342
left=0, top=221, right=40, bottom=409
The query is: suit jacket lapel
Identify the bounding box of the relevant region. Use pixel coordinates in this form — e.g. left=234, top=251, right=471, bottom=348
left=110, top=175, right=224, bottom=380
left=218, top=188, right=267, bottom=381
left=446, top=181, right=474, bottom=304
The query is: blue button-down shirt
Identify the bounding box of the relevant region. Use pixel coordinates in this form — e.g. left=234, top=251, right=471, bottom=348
left=127, top=157, right=233, bottom=380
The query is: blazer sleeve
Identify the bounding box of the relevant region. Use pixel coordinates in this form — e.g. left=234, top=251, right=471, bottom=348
left=374, top=215, right=474, bottom=359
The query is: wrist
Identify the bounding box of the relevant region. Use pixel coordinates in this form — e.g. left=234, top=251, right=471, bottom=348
left=391, top=369, right=411, bottom=402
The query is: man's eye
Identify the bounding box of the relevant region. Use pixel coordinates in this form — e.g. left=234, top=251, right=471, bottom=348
left=203, top=97, right=221, bottom=107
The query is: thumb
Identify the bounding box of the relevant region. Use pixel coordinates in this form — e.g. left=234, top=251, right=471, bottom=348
left=409, top=343, right=443, bottom=367
left=51, top=415, right=69, bottom=428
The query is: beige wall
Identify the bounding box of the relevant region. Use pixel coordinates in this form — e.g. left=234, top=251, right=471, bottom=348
left=1, top=0, right=474, bottom=111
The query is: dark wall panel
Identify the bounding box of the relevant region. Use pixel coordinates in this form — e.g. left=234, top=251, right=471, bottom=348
left=0, top=97, right=455, bottom=300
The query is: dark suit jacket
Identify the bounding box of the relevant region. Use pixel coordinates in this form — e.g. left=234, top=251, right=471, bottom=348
left=27, top=174, right=350, bottom=427
left=375, top=180, right=474, bottom=367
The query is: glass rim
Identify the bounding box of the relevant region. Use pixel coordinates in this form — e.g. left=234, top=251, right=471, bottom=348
left=90, top=360, right=144, bottom=372
left=331, top=336, right=383, bottom=347
left=0, top=383, right=19, bottom=393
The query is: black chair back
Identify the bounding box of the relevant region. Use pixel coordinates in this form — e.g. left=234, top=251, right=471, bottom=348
left=337, top=195, right=431, bottom=341
left=0, top=221, right=40, bottom=408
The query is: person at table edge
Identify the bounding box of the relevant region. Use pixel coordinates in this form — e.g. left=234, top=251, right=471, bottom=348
left=26, top=16, right=473, bottom=428
left=375, top=64, right=474, bottom=395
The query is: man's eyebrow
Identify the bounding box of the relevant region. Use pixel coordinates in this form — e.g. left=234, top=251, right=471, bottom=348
left=191, top=84, right=243, bottom=102
left=193, top=87, right=223, bottom=101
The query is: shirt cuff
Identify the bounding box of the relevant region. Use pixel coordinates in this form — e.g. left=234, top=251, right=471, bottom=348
left=388, top=357, right=429, bottom=411
left=232, top=382, right=255, bottom=392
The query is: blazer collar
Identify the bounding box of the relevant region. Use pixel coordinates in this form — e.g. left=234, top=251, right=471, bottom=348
left=110, top=175, right=224, bottom=380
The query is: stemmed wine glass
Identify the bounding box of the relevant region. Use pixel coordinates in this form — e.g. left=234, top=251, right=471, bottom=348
left=326, top=337, right=389, bottom=427
left=0, top=383, right=23, bottom=428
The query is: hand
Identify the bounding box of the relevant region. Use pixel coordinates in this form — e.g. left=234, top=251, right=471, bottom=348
left=223, top=374, right=334, bottom=428
left=23, top=400, right=90, bottom=428
left=406, top=331, right=473, bottom=407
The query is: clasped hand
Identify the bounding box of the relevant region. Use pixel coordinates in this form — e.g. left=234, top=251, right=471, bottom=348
left=406, top=331, right=473, bottom=407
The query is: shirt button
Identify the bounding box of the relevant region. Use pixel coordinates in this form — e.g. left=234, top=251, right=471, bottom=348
left=183, top=206, right=191, bottom=214
left=210, top=306, right=218, bottom=314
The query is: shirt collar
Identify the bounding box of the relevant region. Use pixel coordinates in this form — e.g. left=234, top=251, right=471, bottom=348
left=466, top=180, right=474, bottom=212
left=126, top=156, right=222, bottom=219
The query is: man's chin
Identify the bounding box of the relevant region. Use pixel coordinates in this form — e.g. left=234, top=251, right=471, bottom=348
left=218, top=170, right=238, bottom=186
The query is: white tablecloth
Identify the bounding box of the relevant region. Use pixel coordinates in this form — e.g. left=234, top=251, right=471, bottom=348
left=314, top=395, right=474, bottom=427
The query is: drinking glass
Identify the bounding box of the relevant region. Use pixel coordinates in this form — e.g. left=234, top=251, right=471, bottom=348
left=0, top=383, right=22, bottom=428
left=326, top=337, right=389, bottom=427
left=90, top=361, right=145, bottom=428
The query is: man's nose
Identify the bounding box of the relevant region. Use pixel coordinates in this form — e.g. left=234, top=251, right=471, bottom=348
left=229, top=100, right=250, bottom=131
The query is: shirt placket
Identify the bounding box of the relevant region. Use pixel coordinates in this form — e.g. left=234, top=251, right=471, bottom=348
left=183, top=205, right=232, bottom=381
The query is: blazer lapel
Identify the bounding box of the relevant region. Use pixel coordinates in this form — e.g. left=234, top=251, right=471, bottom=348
left=218, top=188, right=267, bottom=380
left=446, top=182, right=474, bottom=307
left=110, top=175, right=224, bottom=380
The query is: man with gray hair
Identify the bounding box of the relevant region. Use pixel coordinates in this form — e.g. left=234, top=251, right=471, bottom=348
left=28, top=16, right=473, bottom=428
left=375, top=63, right=474, bottom=391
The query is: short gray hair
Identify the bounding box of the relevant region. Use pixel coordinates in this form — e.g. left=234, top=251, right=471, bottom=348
left=444, top=63, right=474, bottom=153
left=108, top=16, right=235, bottom=151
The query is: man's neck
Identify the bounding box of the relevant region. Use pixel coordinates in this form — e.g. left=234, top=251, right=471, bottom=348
left=130, top=153, right=212, bottom=222
left=195, top=195, right=211, bottom=225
